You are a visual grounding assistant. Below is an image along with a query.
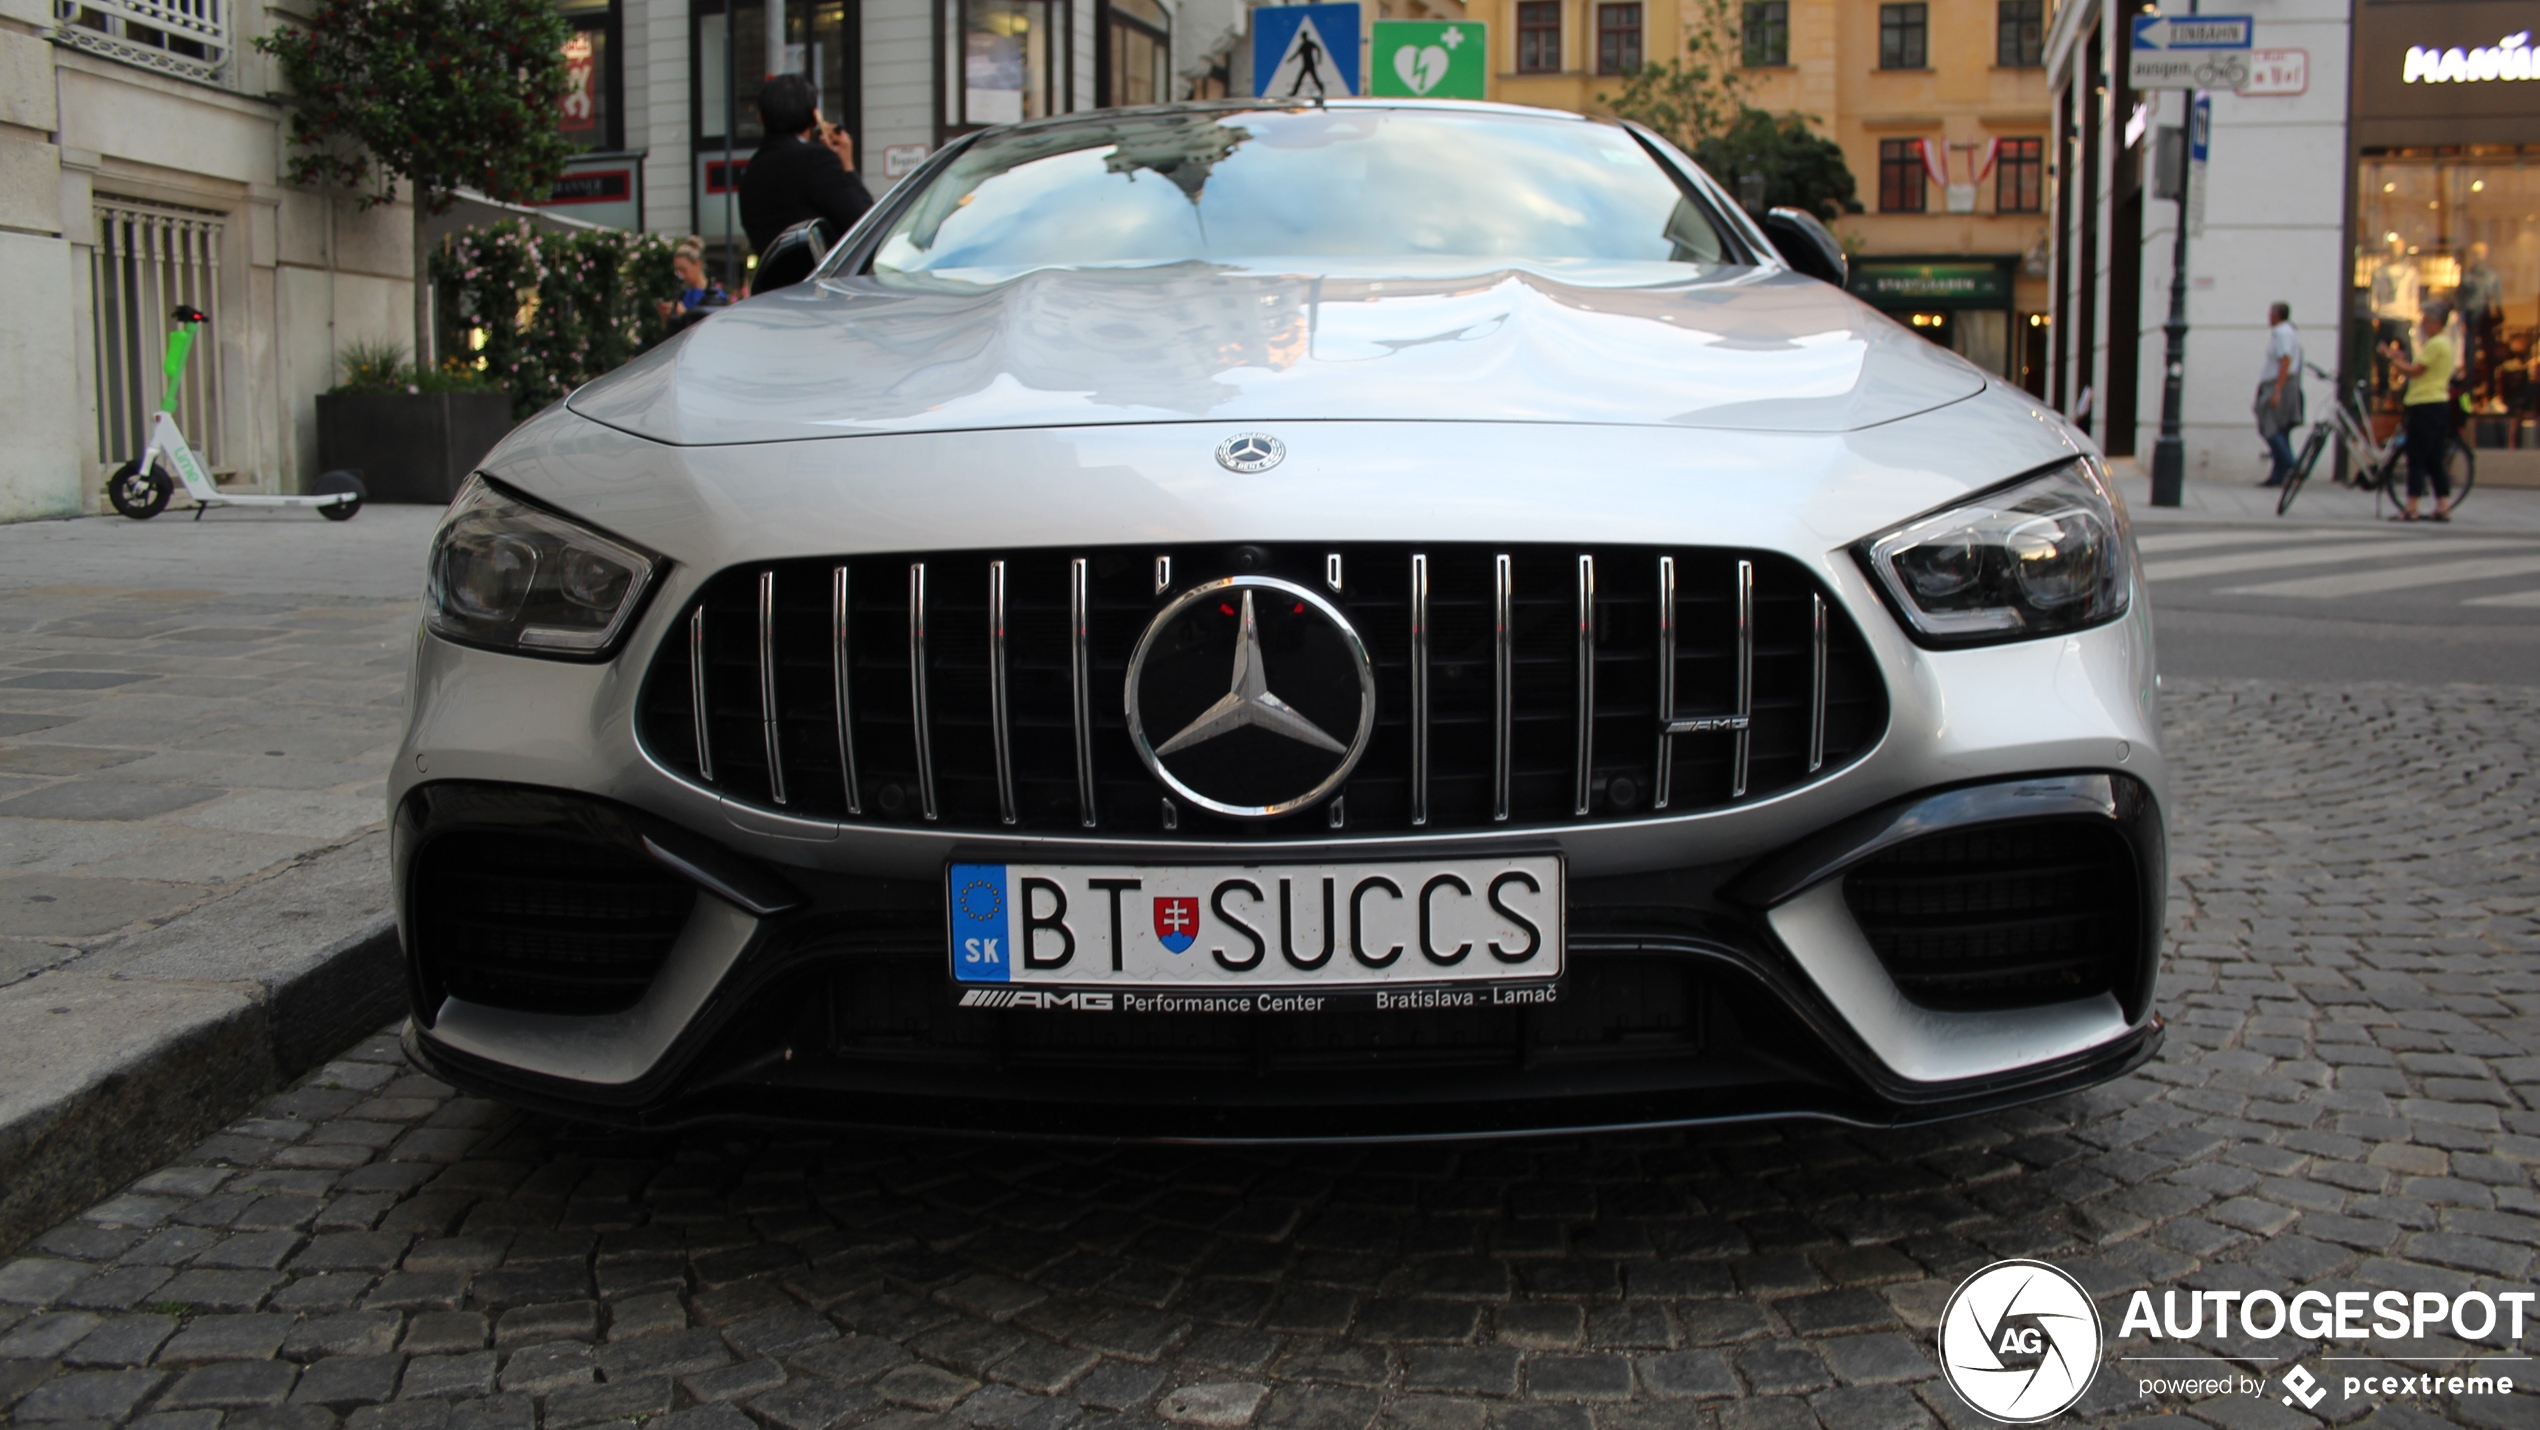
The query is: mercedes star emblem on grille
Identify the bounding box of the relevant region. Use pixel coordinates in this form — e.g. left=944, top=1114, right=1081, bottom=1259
left=1216, top=433, right=1285, bottom=472
left=1124, top=575, right=1375, bottom=819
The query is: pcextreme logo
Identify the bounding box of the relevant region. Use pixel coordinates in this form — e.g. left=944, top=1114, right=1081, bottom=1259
left=1938, top=1260, right=2103, bottom=1422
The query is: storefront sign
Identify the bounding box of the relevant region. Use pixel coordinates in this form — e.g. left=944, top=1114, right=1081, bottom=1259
left=541, top=169, right=630, bottom=205
left=2403, top=31, right=2540, bottom=82
left=2238, top=48, right=2308, bottom=95
left=1847, top=261, right=2013, bottom=307
left=885, top=144, right=931, bottom=178
left=2354, top=0, right=2540, bottom=135
left=536, top=156, right=639, bottom=230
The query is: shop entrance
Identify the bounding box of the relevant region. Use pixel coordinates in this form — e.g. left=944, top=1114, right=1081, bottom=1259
left=1845, top=256, right=2024, bottom=384
left=2354, top=148, right=2540, bottom=451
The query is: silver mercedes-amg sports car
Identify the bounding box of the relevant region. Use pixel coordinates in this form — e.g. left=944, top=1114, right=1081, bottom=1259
left=392, top=99, right=2163, bottom=1140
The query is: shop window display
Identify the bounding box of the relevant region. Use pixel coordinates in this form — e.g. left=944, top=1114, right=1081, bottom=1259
left=2355, top=149, right=2540, bottom=448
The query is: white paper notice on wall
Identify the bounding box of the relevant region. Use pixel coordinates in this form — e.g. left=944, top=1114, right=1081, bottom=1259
left=884, top=144, right=931, bottom=179
left=2238, top=48, right=2308, bottom=96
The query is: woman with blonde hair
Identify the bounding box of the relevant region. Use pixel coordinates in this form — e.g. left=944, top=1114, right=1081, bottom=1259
left=658, top=236, right=729, bottom=333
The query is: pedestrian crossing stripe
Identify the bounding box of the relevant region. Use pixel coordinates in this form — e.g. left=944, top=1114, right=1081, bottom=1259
left=2127, top=526, right=2540, bottom=607
left=2141, top=535, right=2536, bottom=583
left=2222, top=552, right=2540, bottom=599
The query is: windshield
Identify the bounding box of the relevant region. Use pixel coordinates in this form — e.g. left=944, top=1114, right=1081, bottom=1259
left=864, top=106, right=1737, bottom=283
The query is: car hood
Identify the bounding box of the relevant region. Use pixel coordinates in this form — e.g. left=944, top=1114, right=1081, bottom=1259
left=565, top=262, right=1990, bottom=446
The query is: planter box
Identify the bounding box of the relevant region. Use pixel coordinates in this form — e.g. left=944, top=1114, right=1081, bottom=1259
left=316, top=391, right=514, bottom=505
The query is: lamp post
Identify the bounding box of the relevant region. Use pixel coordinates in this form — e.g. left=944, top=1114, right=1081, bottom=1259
left=2146, top=2, right=2198, bottom=508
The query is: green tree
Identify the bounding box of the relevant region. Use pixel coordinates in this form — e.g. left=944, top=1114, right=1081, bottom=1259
left=257, top=0, right=574, bottom=367
left=1597, top=0, right=1751, bottom=150
left=1598, top=0, right=1862, bottom=226
left=1693, top=109, right=1863, bottom=223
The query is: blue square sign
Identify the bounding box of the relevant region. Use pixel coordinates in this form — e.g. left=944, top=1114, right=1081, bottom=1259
left=1254, top=4, right=1360, bottom=98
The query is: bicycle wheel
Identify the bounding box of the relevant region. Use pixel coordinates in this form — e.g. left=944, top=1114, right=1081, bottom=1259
left=2445, top=436, right=2476, bottom=510
left=2380, top=461, right=2413, bottom=520
left=2278, top=427, right=2327, bottom=516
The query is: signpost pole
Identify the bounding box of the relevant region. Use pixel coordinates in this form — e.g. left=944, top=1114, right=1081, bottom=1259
left=2147, top=3, right=2200, bottom=508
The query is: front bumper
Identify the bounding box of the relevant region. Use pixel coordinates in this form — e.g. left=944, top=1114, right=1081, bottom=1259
left=393, top=765, right=2166, bottom=1142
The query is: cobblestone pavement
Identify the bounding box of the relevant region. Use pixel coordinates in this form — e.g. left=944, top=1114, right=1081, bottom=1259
left=4, top=678, right=2539, bottom=1430
left=0, top=510, right=437, bottom=983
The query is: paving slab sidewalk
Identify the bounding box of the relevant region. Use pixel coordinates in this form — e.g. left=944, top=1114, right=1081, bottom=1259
left=0, top=507, right=442, bottom=1256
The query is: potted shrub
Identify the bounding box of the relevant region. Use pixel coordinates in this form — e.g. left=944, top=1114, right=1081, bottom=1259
left=315, top=341, right=514, bottom=505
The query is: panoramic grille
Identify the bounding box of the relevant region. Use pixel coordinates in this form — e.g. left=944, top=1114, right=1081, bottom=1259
left=414, top=832, right=697, bottom=1016
left=1842, top=822, right=2137, bottom=1011
left=823, top=951, right=1704, bottom=1071
left=636, top=544, right=1886, bottom=838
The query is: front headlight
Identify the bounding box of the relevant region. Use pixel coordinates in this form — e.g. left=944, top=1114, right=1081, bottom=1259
left=1858, top=459, right=2132, bottom=646
left=425, top=475, right=662, bottom=657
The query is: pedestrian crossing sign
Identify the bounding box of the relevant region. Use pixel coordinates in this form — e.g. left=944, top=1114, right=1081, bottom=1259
left=1253, top=4, right=1360, bottom=98
left=1370, top=21, right=1486, bottom=99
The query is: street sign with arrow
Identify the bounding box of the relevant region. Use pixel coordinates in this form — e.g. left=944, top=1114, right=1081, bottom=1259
left=2130, top=13, right=2254, bottom=90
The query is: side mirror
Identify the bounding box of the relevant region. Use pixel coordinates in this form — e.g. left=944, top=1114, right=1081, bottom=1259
left=752, top=217, right=835, bottom=295
left=1762, top=207, right=1847, bottom=289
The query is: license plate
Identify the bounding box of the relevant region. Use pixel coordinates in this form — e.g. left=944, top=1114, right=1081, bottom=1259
left=946, top=856, right=1563, bottom=1007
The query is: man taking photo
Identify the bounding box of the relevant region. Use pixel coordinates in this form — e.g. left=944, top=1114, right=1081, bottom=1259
left=738, top=73, right=873, bottom=274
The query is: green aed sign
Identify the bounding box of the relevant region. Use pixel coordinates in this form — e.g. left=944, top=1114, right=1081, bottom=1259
left=1847, top=261, right=2012, bottom=307
left=1370, top=21, right=1487, bottom=99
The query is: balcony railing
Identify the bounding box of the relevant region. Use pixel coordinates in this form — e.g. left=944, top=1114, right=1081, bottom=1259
left=54, top=0, right=227, bottom=82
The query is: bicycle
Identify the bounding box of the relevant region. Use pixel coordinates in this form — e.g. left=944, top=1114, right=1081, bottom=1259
left=106, top=305, right=366, bottom=521
left=2275, top=362, right=2475, bottom=518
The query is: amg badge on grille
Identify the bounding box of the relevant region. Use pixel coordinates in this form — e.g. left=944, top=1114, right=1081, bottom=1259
left=1124, top=576, right=1375, bottom=819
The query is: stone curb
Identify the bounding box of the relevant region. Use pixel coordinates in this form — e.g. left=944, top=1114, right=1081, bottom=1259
left=0, top=832, right=400, bottom=1257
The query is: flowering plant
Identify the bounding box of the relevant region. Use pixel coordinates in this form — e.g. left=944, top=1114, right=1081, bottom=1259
left=434, top=221, right=681, bottom=418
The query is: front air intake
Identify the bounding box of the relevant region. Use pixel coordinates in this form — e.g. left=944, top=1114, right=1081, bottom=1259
left=1842, top=821, right=2140, bottom=1011
left=412, top=832, right=696, bottom=1016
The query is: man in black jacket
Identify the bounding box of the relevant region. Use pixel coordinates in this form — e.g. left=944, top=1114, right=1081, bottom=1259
left=738, top=73, right=874, bottom=264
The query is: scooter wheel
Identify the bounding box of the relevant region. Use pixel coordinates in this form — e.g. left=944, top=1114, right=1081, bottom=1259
left=313, top=469, right=365, bottom=522
left=106, top=459, right=173, bottom=520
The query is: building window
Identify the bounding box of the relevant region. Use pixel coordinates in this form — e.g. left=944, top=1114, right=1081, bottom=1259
left=1101, top=0, right=1170, bottom=107
left=1995, top=137, right=2043, bottom=212
left=91, top=201, right=224, bottom=470
left=1880, top=138, right=1928, bottom=211
left=1518, top=1, right=1562, bottom=72
left=967, top=0, right=1066, bottom=121
left=52, top=0, right=227, bottom=80
left=1879, top=3, right=1926, bottom=68
left=1742, top=0, right=1786, bottom=66
left=558, top=0, right=622, bottom=152
left=1997, top=0, right=2042, bottom=67
left=696, top=0, right=858, bottom=148
left=1597, top=3, right=1641, bottom=73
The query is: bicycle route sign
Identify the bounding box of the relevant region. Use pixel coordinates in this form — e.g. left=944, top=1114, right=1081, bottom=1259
left=2130, top=13, right=2254, bottom=90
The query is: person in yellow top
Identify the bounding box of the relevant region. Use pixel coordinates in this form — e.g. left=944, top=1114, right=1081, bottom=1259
left=2380, top=304, right=2458, bottom=522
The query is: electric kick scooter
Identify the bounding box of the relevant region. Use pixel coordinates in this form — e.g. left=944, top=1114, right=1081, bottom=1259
left=106, top=306, right=366, bottom=521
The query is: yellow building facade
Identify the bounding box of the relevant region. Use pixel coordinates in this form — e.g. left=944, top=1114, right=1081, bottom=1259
left=1463, top=0, right=2055, bottom=390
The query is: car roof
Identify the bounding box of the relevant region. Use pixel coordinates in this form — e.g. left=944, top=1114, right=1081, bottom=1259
left=983, top=97, right=1614, bottom=137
